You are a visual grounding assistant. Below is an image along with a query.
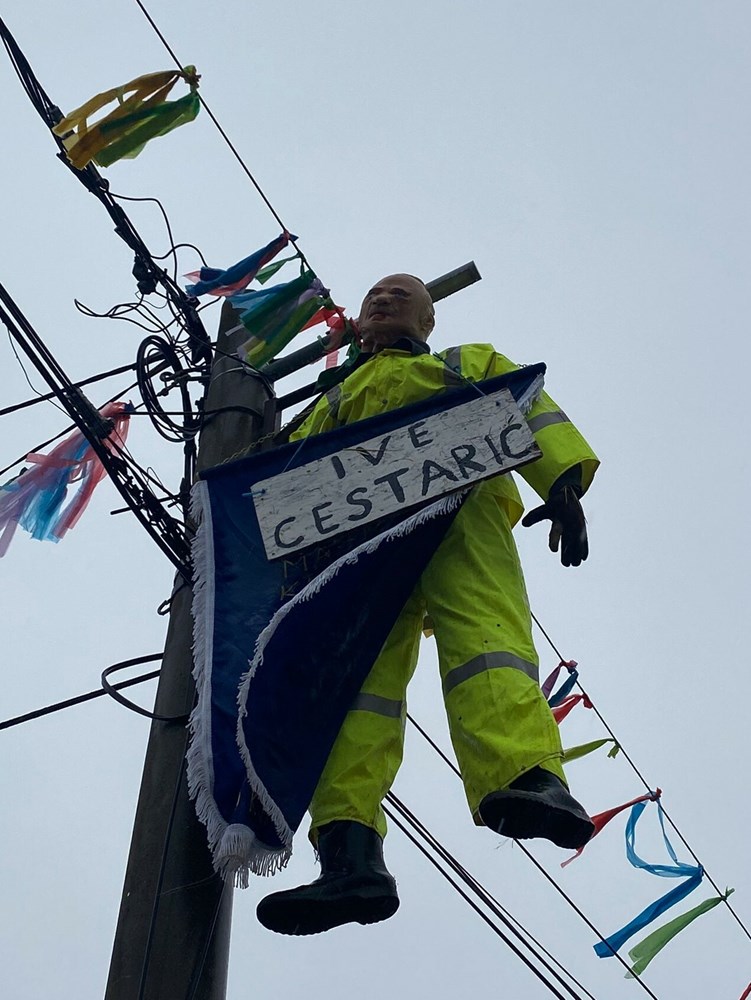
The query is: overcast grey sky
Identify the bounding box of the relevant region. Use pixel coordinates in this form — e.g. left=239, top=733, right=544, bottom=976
left=1, top=2, right=749, bottom=998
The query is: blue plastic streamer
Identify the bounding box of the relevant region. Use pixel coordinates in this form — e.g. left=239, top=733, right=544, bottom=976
left=594, top=871, right=703, bottom=957
left=594, top=800, right=703, bottom=958
left=185, top=232, right=295, bottom=297
left=548, top=668, right=579, bottom=707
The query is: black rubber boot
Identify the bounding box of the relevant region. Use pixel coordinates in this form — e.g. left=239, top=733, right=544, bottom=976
left=479, top=766, right=595, bottom=850
left=256, top=821, right=399, bottom=935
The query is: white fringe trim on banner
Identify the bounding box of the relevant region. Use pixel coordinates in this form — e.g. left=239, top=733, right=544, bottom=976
left=187, top=479, right=304, bottom=884
left=186, top=481, right=236, bottom=879
left=518, top=372, right=544, bottom=415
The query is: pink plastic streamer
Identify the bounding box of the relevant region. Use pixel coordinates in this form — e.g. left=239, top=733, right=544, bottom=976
left=0, top=401, right=131, bottom=555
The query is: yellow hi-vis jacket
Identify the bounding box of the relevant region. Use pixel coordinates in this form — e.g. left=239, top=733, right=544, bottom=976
left=290, top=342, right=599, bottom=518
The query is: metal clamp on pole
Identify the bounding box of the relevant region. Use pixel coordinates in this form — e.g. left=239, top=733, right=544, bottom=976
left=426, top=261, right=481, bottom=302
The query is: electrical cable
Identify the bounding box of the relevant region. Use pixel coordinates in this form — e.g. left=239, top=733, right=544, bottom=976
left=0, top=372, right=144, bottom=477
left=109, top=190, right=180, bottom=282
left=383, top=795, right=595, bottom=1000
left=101, top=658, right=186, bottom=723
left=5, top=328, right=69, bottom=419
left=405, top=714, right=661, bottom=997
left=0, top=361, right=136, bottom=419
left=185, top=882, right=229, bottom=1000
left=0, top=282, right=191, bottom=574
left=0, top=16, right=214, bottom=372
left=0, top=654, right=162, bottom=732
left=136, top=744, right=187, bottom=1000
left=74, top=297, right=172, bottom=336
left=132, top=0, right=313, bottom=274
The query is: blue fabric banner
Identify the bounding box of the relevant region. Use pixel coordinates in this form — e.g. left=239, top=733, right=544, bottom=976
left=188, top=364, right=546, bottom=885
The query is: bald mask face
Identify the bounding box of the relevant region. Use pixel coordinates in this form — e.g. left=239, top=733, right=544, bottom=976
left=357, top=274, right=435, bottom=352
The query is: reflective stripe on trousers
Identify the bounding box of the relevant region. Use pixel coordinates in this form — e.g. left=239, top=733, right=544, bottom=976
left=308, top=483, right=565, bottom=840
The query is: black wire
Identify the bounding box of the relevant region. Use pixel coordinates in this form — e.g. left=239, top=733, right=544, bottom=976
left=154, top=242, right=209, bottom=267
left=384, top=798, right=589, bottom=1000
left=407, top=711, right=461, bottom=776
left=0, top=361, right=136, bottom=419
left=110, top=190, right=180, bottom=282
left=109, top=191, right=209, bottom=277
left=0, top=286, right=191, bottom=573
left=388, top=792, right=598, bottom=999
left=131, top=0, right=313, bottom=274
left=0, top=16, right=214, bottom=370
left=101, top=659, right=186, bottom=723
left=405, top=715, right=661, bottom=996
left=136, top=334, right=200, bottom=442
left=74, top=297, right=171, bottom=335
left=0, top=374, right=142, bottom=478
left=185, top=882, right=228, bottom=1000
left=137, top=746, right=188, bottom=1000
left=0, top=654, right=162, bottom=732
left=5, top=328, right=69, bottom=418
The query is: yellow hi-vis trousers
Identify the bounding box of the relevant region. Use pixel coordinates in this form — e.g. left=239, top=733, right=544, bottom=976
left=309, top=484, right=566, bottom=841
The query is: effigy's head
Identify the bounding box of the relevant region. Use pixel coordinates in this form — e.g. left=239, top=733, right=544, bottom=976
left=357, top=273, right=435, bottom=352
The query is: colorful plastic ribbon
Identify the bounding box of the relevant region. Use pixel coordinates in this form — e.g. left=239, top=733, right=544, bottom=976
left=542, top=659, right=578, bottom=703
left=548, top=667, right=579, bottom=707
left=561, top=737, right=617, bottom=764
left=185, top=234, right=295, bottom=297
left=301, top=305, right=346, bottom=333
left=53, top=68, right=200, bottom=169
left=562, top=790, right=660, bottom=868
left=626, top=888, right=733, bottom=977
left=594, top=800, right=703, bottom=959
left=302, top=305, right=348, bottom=368
left=255, top=256, right=298, bottom=285
left=0, top=402, right=131, bottom=555
left=551, top=692, right=591, bottom=724
left=232, top=271, right=328, bottom=368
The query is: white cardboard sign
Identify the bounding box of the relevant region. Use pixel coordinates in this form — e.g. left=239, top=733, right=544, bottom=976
left=253, top=387, right=541, bottom=560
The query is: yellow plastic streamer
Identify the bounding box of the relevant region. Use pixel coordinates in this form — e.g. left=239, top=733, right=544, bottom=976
left=52, top=67, right=200, bottom=169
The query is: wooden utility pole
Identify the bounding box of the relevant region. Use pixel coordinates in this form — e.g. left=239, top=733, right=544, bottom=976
left=105, top=303, right=272, bottom=1000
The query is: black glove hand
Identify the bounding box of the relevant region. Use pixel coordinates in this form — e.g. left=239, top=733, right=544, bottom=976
left=522, top=484, right=589, bottom=567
